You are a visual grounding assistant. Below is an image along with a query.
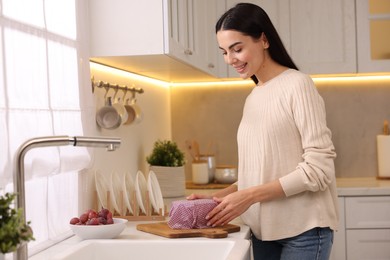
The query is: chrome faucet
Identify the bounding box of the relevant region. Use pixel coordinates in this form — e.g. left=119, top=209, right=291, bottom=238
left=13, top=135, right=121, bottom=260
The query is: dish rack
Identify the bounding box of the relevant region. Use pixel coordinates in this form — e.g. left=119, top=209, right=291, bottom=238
left=95, top=190, right=167, bottom=221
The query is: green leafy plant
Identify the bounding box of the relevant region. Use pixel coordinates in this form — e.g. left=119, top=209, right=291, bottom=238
left=0, top=193, right=34, bottom=254
left=146, top=140, right=185, bottom=167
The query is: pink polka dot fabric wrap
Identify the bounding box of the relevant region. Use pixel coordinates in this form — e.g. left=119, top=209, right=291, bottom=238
left=168, top=199, right=218, bottom=229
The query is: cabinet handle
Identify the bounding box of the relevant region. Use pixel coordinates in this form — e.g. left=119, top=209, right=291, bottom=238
left=208, top=63, right=215, bottom=69
left=184, top=49, right=193, bottom=55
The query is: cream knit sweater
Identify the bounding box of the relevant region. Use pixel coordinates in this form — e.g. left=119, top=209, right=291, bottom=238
left=237, top=69, right=338, bottom=241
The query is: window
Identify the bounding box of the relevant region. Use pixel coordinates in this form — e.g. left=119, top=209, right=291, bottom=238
left=0, top=0, right=93, bottom=256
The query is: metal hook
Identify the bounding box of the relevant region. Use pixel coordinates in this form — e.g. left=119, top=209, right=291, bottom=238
left=112, top=85, right=120, bottom=101
left=91, top=77, right=95, bottom=93
left=122, top=88, right=128, bottom=104
left=90, top=76, right=145, bottom=95
left=103, top=82, right=110, bottom=99
left=130, top=88, right=136, bottom=99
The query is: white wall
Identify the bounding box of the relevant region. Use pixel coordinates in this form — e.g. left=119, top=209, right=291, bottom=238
left=82, top=63, right=171, bottom=210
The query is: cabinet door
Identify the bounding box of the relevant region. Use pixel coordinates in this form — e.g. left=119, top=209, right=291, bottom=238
left=89, top=0, right=166, bottom=57
left=167, top=0, right=191, bottom=59
left=356, top=0, right=390, bottom=73
left=192, top=0, right=227, bottom=77
left=345, top=196, right=390, bottom=229
left=290, top=0, right=356, bottom=74
left=168, top=0, right=226, bottom=77
left=346, top=229, right=390, bottom=260
left=225, top=0, right=291, bottom=78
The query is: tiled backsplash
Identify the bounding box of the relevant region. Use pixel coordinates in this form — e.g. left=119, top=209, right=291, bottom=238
left=171, top=77, right=390, bottom=179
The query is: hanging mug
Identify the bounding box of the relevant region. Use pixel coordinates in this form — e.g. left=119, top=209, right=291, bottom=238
left=124, top=97, right=143, bottom=125
left=112, top=97, right=129, bottom=125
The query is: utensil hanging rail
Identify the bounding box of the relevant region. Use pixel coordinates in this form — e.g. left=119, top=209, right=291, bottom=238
left=91, top=77, right=144, bottom=94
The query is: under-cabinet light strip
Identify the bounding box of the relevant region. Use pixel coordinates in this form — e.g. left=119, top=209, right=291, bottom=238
left=169, top=80, right=255, bottom=88
left=312, top=74, right=390, bottom=84
left=90, top=62, right=390, bottom=87
left=90, top=62, right=170, bottom=88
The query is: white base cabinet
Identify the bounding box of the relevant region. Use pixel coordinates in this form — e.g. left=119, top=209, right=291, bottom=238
left=346, top=229, right=390, bottom=260
left=333, top=196, right=390, bottom=260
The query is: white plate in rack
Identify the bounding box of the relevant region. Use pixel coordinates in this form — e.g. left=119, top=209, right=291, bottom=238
left=122, top=171, right=135, bottom=215
left=95, top=170, right=109, bottom=209
left=110, top=171, right=125, bottom=215
left=147, top=170, right=165, bottom=216
left=135, top=171, right=148, bottom=214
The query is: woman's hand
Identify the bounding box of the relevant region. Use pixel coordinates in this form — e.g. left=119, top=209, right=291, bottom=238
left=206, top=189, right=253, bottom=227
left=206, top=180, right=285, bottom=227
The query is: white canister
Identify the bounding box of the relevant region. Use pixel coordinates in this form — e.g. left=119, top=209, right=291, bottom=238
left=377, top=135, right=390, bottom=178
left=191, top=160, right=209, bottom=184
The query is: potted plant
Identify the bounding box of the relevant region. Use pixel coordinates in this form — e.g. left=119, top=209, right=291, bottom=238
left=0, top=193, right=34, bottom=258
left=146, top=140, right=186, bottom=197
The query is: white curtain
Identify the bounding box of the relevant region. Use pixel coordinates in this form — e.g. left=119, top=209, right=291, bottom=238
left=0, top=0, right=94, bottom=254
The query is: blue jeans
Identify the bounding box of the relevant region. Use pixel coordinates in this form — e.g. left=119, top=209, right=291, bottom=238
left=251, top=227, right=334, bottom=260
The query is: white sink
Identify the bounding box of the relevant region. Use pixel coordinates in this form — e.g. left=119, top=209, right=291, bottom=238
left=53, top=239, right=250, bottom=260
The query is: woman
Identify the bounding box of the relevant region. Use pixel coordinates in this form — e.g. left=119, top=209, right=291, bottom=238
left=187, top=3, right=338, bottom=260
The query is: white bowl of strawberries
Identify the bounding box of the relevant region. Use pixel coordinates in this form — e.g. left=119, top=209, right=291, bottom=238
left=69, top=208, right=127, bottom=239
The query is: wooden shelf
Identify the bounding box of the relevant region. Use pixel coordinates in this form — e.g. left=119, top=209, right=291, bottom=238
left=186, top=181, right=231, bottom=190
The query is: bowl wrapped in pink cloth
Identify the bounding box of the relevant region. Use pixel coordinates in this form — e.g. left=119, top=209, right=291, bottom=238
left=168, top=199, right=218, bottom=229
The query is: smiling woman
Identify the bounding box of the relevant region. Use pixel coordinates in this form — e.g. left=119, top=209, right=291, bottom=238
left=0, top=0, right=93, bottom=257
left=186, top=3, right=338, bottom=260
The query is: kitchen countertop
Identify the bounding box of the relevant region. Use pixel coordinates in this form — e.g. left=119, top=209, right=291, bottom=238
left=28, top=177, right=390, bottom=259
left=336, top=177, right=390, bottom=196
left=29, top=218, right=250, bottom=260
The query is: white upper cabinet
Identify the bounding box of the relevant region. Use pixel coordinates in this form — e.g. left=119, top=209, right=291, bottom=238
left=224, top=0, right=388, bottom=77
left=88, top=0, right=226, bottom=80
left=289, top=0, right=357, bottom=74
left=88, top=0, right=389, bottom=82
left=89, top=0, right=166, bottom=57
left=225, top=0, right=357, bottom=76
left=356, top=0, right=390, bottom=72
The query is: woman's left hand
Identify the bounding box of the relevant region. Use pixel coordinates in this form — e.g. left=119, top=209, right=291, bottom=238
left=206, top=189, right=253, bottom=227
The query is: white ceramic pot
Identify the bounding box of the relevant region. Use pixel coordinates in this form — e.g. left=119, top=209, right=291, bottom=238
left=149, top=166, right=185, bottom=198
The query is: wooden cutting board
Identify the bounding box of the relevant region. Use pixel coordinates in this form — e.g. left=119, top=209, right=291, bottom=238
left=136, top=222, right=240, bottom=239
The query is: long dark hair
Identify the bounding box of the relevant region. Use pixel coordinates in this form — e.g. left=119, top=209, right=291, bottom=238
left=216, top=3, right=298, bottom=84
